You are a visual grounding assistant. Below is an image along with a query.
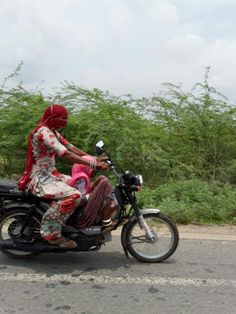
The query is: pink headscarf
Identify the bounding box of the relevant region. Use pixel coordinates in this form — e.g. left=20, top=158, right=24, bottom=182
left=67, top=155, right=96, bottom=194
left=18, top=104, right=68, bottom=191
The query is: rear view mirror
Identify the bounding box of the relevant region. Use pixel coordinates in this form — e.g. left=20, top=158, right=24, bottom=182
left=95, top=140, right=105, bottom=155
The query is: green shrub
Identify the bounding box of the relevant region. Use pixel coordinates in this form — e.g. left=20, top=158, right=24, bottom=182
left=137, top=179, right=236, bottom=224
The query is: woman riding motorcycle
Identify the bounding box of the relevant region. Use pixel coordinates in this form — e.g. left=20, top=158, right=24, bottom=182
left=18, top=104, right=110, bottom=248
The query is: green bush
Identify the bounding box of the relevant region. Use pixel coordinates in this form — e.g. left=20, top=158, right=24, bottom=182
left=1, top=65, right=236, bottom=225
left=137, top=179, right=236, bottom=224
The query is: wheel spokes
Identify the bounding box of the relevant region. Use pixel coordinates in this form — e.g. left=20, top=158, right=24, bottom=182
left=0, top=212, right=41, bottom=256
left=128, top=234, right=147, bottom=244
left=129, top=217, right=174, bottom=259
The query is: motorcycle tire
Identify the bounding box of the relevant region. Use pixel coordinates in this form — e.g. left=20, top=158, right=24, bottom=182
left=124, top=212, right=179, bottom=263
left=0, top=208, right=42, bottom=259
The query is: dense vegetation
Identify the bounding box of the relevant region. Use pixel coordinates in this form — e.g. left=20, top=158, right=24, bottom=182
left=0, top=66, right=236, bottom=224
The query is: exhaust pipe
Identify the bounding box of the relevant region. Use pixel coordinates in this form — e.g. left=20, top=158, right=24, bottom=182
left=0, top=240, right=70, bottom=253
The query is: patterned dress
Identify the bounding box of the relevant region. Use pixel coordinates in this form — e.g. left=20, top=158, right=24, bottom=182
left=27, top=126, right=81, bottom=241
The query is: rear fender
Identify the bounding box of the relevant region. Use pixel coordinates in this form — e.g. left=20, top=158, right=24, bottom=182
left=0, top=202, right=44, bottom=217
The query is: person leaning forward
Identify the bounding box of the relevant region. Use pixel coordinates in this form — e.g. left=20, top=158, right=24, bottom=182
left=18, top=104, right=108, bottom=248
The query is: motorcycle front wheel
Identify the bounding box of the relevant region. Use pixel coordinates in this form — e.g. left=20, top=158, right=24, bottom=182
left=125, top=213, right=179, bottom=263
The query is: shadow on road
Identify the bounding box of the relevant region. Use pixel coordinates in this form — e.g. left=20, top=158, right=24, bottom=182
left=0, top=249, right=177, bottom=275
left=0, top=251, right=133, bottom=273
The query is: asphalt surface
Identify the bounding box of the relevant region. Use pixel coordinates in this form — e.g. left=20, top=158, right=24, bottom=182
left=0, top=226, right=235, bottom=314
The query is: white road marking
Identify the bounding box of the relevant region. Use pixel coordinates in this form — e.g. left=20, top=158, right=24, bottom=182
left=0, top=272, right=235, bottom=288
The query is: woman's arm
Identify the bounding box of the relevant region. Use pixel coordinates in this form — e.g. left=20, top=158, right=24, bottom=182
left=68, top=145, right=89, bottom=157
left=55, top=131, right=108, bottom=168
left=63, top=151, right=109, bottom=170
left=55, top=131, right=88, bottom=156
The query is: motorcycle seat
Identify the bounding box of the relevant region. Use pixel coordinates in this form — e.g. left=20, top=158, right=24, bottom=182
left=0, top=179, right=23, bottom=194
left=0, top=179, right=65, bottom=204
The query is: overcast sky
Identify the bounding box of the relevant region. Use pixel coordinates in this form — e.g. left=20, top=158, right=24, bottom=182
left=1, top=0, right=236, bottom=101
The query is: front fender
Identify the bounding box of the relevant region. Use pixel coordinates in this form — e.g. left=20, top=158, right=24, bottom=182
left=125, top=208, right=161, bottom=224
left=139, top=208, right=161, bottom=215
left=120, top=208, right=161, bottom=258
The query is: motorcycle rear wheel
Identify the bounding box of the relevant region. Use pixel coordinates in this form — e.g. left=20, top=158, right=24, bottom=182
left=125, top=213, right=179, bottom=263
left=0, top=208, right=41, bottom=259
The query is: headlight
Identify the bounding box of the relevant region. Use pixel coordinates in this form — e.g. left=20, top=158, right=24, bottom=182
left=137, top=175, right=143, bottom=185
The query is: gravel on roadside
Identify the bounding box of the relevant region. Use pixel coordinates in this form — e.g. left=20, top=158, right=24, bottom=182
left=178, top=224, right=236, bottom=241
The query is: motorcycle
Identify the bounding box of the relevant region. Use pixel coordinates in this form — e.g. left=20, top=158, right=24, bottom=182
left=0, top=140, right=179, bottom=262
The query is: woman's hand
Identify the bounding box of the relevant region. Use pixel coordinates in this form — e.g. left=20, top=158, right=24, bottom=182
left=96, top=156, right=110, bottom=170
left=96, top=160, right=110, bottom=170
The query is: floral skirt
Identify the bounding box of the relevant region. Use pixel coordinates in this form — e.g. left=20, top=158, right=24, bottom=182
left=29, top=171, right=82, bottom=241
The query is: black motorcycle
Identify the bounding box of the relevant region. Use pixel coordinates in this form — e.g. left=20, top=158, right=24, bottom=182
left=0, top=140, right=179, bottom=262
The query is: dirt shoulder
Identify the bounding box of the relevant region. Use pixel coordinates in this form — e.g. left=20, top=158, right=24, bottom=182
left=113, top=224, right=236, bottom=241
left=178, top=224, right=236, bottom=241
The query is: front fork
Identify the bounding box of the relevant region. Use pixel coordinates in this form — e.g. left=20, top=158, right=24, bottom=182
left=137, top=214, right=155, bottom=241
left=127, top=192, right=155, bottom=241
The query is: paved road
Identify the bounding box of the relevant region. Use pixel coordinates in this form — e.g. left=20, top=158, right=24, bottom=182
left=0, top=233, right=235, bottom=314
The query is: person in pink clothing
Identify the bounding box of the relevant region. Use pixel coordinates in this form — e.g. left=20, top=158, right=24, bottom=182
left=68, top=155, right=94, bottom=195
left=68, top=155, right=118, bottom=232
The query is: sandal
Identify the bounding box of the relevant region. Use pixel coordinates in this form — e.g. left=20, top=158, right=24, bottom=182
left=48, top=236, right=77, bottom=249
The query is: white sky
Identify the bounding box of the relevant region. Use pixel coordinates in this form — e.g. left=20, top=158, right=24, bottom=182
left=1, top=0, right=236, bottom=101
